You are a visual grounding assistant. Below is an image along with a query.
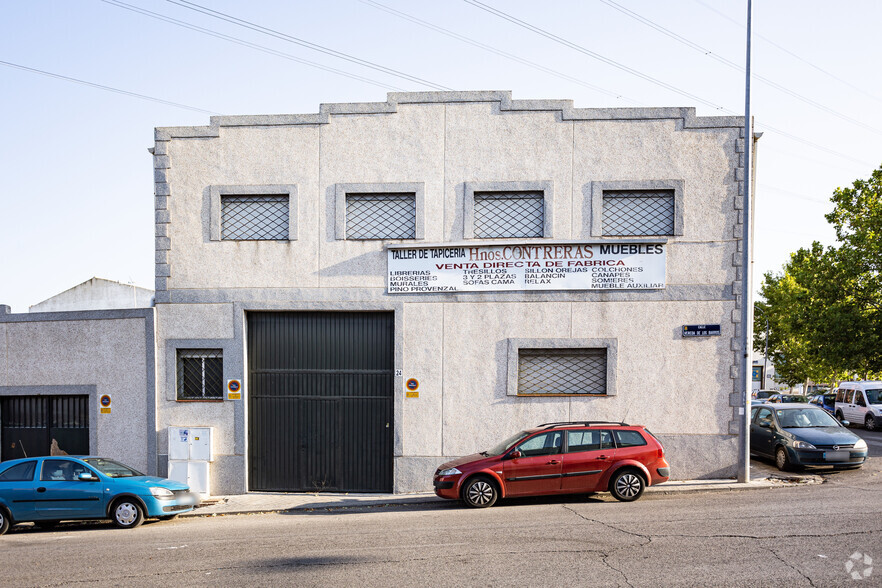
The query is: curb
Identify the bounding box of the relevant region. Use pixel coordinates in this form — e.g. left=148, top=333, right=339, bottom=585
left=180, top=476, right=816, bottom=518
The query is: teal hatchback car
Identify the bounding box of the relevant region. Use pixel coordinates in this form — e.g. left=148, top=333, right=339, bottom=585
left=0, top=456, right=197, bottom=535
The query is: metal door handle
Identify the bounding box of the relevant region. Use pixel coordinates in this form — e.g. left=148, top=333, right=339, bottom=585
left=598, top=455, right=609, bottom=460
left=37, top=487, right=46, bottom=493
left=547, top=460, right=559, bottom=465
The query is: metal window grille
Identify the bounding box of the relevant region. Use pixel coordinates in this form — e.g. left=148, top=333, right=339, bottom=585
left=518, top=348, right=607, bottom=395
left=177, top=350, right=223, bottom=400
left=345, top=193, right=416, bottom=239
left=474, top=192, right=544, bottom=238
left=221, top=195, right=289, bottom=240
left=602, top=190, right=674, bottom=236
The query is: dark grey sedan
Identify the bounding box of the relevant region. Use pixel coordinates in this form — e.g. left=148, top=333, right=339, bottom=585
left=750, top=403, right=868, bottom=471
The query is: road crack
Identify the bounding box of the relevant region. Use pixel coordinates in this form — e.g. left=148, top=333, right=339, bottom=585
left=768, top=546, right=819, bottom=587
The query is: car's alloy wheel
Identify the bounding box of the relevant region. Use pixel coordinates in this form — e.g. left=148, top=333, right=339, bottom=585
left=866, top=414, right=877, bottom=431
left=112, top=500, right=144, bottom=529
left=610, top=470, right=645, bottom=502
left=463, top=477, right=497, bottom=508
left=775, top=446, right=792, bottom=471
left=0, top=508, right=9, bottom=536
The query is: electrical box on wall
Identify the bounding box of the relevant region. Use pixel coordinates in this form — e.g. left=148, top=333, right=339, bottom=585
left=168, top=426, right=213, bottom=497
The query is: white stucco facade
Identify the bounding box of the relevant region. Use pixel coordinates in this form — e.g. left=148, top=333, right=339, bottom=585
left=152, top=91, right=748, bottom=494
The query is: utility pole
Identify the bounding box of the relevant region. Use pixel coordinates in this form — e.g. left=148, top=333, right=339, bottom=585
left=738, top=0, right=753, bottom=484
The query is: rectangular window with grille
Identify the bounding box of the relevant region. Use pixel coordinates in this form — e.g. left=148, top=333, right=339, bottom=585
left=602, top=190, right=674, bottom=236
left=177, top=350, right=223, bottom=400
left=221, top=195, right=289, bottom=240
left=474, top=191, right=544, bottom=238
left=518, top=348, right=607, bottom=395
left=346, top=193, right=416, bottom=239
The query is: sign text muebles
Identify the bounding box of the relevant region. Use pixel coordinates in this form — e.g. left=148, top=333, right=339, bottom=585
left=387, top=242, right=666, bottom=293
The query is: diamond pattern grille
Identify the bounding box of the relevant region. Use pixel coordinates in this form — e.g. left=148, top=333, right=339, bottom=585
left=474, top=192, right=544, bottom=238
left=346, top=194, right=416, bottom=239
left=518, top=348, right=607, bottom=395
left=221, top=195, right=289, bottom=240
left=602, top=190, right=674, bottom=236
left=177, top=350, right=223, bottom=400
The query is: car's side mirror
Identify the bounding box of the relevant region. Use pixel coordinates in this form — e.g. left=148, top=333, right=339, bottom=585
left=78, top=472, right=97, bottom=481
left=759, top=421, right=772, bottom=429
left=840, top=420, right=850, bottom=427
left=506, top=450, right=522, bottom=460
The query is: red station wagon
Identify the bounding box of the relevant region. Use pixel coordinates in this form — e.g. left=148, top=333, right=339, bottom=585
left=433, top=421, right=670, bottom=507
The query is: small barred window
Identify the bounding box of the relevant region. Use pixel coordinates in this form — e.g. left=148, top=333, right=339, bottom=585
left=177, top=350, right=223, bottom=400
left=518, top=348, right=607, bottom=395
left=602, top=190, right=674, bottom=236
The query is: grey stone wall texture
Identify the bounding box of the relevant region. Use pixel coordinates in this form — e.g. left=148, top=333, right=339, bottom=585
left=154, top=91, right=746, bottom=494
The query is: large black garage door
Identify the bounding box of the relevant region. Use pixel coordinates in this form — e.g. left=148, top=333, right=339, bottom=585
left=248, top=312, right=394, bottom=492
left=1, top=395, right=90, bottom=461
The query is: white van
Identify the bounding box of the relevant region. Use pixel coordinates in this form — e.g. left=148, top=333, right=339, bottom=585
left=834, top=381, right=882, bottom=431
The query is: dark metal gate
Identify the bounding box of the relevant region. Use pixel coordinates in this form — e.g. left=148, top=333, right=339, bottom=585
left=1, top=395, right=90, bottom=461
left=247, top=312, right=394, bottom=492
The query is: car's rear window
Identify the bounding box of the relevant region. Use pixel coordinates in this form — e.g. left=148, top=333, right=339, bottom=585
left=0, top=461, right=36, bottom=482
left=614, top=430, right=647, bottom=448
left=643, top=428, right=664, bottom=450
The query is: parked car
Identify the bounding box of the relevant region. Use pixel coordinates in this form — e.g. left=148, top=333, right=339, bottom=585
left=0, top=456, right=197, bottom=535
left=834, top=381, right=882, bottom=431
left=767, top=394, right=809, bottom=404
left=752, top=390, right=775, bottom=403
left=809, top=392, right=837, bottom=415
left=750, top=403, right=868, bottom=471
left=433, top=421, right=669, bottom=508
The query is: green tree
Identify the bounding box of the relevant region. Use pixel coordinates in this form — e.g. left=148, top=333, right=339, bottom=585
left=755, top=164, right=882, bottom=382
left=825, top=165, right=882, bottom=375
left=755, top=243, right=845, bottom=386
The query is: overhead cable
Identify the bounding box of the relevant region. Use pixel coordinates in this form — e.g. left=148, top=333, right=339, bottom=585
left=360, top=0, right=643, bottom=105
left=462, top=0, right=728, bottom=112
left=693, top=0, right=882, bottom=104
left=463, top=0, right=874, bottom=167
left=0, top=59, right=218, bottom=114
left=167, top=0, right=452, bottom=91
left=600, top=0, right=882, bottom=136
left=102, top=0, right=405, bottom=92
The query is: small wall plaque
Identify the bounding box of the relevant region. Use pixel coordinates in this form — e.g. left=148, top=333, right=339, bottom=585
left=682, top=324, right=721, bottom=337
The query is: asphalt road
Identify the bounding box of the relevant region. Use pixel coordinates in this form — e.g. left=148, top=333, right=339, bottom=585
left=852, top=426, right=882, bottom=457
left=3, top=459, right=881, bottom=587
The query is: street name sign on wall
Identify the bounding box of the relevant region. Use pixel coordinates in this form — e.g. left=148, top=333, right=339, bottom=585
left=682, top=324, right=722, bottom=337
left=387, top=242, right=665, bottom=293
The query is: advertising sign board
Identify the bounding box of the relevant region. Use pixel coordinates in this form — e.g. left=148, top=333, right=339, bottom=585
left=387, top=242, right=665, bottom=293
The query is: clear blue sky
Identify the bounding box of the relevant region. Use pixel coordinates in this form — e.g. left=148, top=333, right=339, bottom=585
left=2, top=0, right=879, bottom=312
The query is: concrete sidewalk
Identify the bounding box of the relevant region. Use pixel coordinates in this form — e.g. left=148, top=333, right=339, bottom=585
left=182, top=474, right=820, bottom=518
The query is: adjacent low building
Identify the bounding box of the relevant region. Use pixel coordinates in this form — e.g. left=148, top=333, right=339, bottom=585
left=150, top=91, right=749, bottom=494
left=0, top=302, right=155, bottom=473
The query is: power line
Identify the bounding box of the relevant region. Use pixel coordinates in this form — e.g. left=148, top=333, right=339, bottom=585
left=359, top=0, right=643, bottom=106
left=166, top=0, right=452, bottom=91
left=599, top=0, right=882, bottom=136
left=102, top=0, right=406, bottom=92
left=462, top=0, right=728, bottom=112
left=693, top=0, right=882, bottom=104
left=0, top=59, right=219, bottom=115
left=463, top=0, right=875, bottom=168
left=758, top=184, right=832, bottom=204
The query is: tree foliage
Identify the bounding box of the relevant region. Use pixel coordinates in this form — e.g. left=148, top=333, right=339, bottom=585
left=755, top=164, right=882, bottom=383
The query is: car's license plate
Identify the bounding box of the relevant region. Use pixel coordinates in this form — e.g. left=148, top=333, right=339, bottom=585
left=824, top=451, right=849, bottom=461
